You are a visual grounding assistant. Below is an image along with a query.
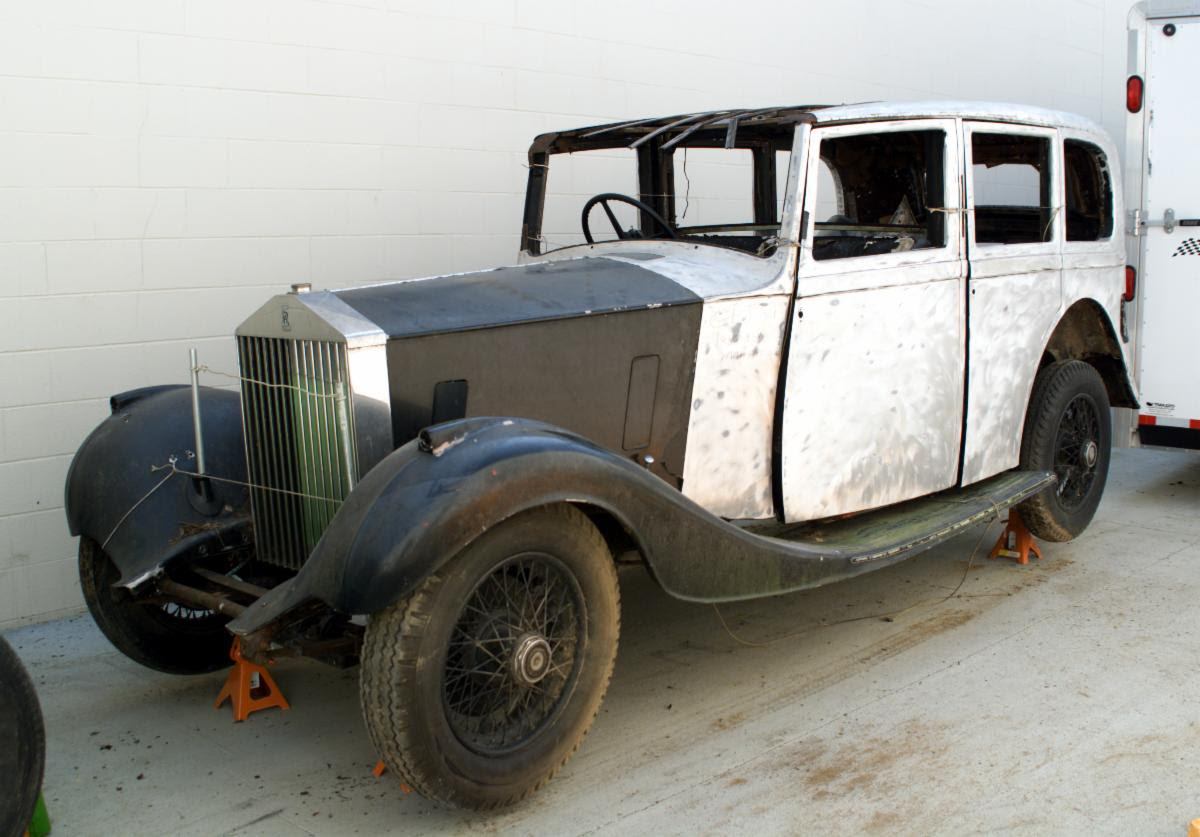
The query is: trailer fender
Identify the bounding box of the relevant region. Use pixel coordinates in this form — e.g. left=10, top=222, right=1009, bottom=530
left=64, top=385, right=251, bottom=587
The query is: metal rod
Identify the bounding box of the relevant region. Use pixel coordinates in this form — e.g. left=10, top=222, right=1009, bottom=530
left=189, top=347, right=207, bottom=476
left=334, top=380, right=356, bottom=491
left=158, top=578, right=247, bottom=617
left=192, top=567, right=269, bottom=599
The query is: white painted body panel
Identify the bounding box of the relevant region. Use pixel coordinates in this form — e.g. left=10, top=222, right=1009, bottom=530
left=680, top=294, right=789, bottom=519
left=960, top=267, right=1061, bottom=482
left=781, top=278, right=966, bottom=519
left=961, top=116, right=1130, bottom=481
left=958, top=122, right=1063, bottom=485
left=781, top=118, right=966, bottom=521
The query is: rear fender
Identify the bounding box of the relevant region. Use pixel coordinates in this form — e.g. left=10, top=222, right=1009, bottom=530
left=1043, top=298, right=1138, bottom=408
left=65, top=386, right=251, bottom=587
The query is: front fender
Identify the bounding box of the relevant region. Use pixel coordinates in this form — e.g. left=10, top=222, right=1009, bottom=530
left=230, top=416, right=851, bottom=636
left=65, top=385, right=251, bottom=586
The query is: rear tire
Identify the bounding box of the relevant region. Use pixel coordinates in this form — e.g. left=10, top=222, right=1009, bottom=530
left=1016, top=360, right=1111, bottom=542
left=0, top=637, right=44, bottom=837
left=79, top=538, right=233, bottom=674
left=359, top=505, right=620, bottom=810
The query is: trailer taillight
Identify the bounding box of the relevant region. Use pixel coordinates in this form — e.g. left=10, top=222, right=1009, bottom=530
left=1127, top=75, right=1144, bottom=112
left=1124, top=265, right=1137, bottom=302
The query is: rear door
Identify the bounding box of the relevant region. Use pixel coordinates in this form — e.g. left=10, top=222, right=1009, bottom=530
left=959, top=123, right=1063, bottom=485
left=1137, top=15, right=1200, bottom=426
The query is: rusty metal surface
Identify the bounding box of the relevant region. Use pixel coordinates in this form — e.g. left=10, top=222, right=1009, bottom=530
left=157, top=579, right=247, bottom=618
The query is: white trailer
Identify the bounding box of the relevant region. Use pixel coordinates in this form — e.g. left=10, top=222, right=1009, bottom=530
left=1122, top=1, right=1200, bottom=450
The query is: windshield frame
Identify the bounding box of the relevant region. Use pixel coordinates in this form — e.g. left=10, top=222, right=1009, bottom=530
left=521, top=124, right=798, bottom=259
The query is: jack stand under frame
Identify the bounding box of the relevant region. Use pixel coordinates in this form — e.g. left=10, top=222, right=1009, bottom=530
left=215, top=637, right=290, bottom=722
left=988, top=514, right=1042, bottom=565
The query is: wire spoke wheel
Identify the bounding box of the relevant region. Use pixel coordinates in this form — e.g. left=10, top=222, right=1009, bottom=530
left=160, top=601, right=216, bottom=622
left=1017, top=360, right=1111, bottom=542
left=1052, top=393, right=1101, bottom=511
left=359, top=505, right=620, bottom=810
left=443, top=554, right=584, bottom=755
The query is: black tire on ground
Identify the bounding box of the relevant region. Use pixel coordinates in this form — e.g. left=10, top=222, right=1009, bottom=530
left=360, top=504, right=620, bottom=810
left=78, top=537, right=233, bottom=675
left=0, top=637, right=45, bottom=837
left=1016, top=359, right=1111, bottom=542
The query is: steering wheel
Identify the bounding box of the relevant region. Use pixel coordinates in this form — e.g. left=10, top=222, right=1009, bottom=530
left=581, top=193, right=678, bottom=244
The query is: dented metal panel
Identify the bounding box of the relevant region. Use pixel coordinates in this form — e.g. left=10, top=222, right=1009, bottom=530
left=782, top=278, right=966, bottom=520
left=781, top=118, right=966, bottom=522
left=959, top=121, right=1064, bottom=485
left=681, top=294, right=789, bottom=519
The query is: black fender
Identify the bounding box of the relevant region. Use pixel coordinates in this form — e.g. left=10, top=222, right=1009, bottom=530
left=231, top=416, right=865, bottom=636
left=65, top=385, right=251, bottom=587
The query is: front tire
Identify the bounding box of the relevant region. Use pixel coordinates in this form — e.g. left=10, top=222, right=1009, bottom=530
left=79, top=538, right=233, bottom=674
left=1016, top=360, right=1111, bottom=541
left=359, top=505, right=620, bottom=810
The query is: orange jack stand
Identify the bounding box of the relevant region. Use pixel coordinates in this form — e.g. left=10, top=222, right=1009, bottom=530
left=989, top=514, right=1042, bottom=565
left=214, top=637, right=290, bottom=722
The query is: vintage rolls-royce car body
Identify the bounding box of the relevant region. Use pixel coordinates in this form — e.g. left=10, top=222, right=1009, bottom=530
left=65, top=101, right=1135, bottom=809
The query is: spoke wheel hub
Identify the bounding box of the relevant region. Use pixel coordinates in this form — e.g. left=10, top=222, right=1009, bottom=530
left=442, top=554, right=584, bottom=755
left=1081, top=439, right=1098, bottom=468
left=511, top=633, right=553, bottom=686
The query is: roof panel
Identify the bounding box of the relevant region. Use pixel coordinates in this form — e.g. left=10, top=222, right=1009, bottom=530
left=534, top=100, right=1108, bottom=152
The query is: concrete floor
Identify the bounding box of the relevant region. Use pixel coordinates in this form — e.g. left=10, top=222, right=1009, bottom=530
left=6, top=447, right=1200, bottom=836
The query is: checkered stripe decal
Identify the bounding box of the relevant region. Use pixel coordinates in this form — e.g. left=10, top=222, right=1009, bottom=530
left=1172, top=237, right=1200, bottom=257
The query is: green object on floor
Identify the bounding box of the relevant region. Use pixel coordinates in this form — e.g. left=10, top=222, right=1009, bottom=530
left=26, top=792, right=51, bottom=837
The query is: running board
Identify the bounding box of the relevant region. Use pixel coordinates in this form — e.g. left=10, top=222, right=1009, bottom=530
left=650, top=469, right=1056, bottom=603
left=760, top=469, right=1055, bottom=565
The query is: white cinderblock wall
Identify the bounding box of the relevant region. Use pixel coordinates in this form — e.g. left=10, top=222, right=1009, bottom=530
left=0, top=0, right=1136, bottom=627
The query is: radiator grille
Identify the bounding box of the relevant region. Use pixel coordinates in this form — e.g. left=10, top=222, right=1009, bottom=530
left=237, top=336, right=357, bottom=570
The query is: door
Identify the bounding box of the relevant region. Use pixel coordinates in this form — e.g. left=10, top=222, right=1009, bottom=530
left=1139, top=16, right=1200, bottom=424
left=959, top=123, right=1063, bottom=485
left=780, top=119, right=966, bottom=523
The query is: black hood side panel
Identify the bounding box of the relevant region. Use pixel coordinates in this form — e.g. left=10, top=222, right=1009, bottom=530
left=334, top=257, right=700, bottom=338
left=384, top=304, right=702, bottom=488
left=337, top=255, right=705, bottom=489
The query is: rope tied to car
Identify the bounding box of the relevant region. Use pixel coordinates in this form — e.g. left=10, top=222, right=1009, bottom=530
left=151, top=456, right=346, bottom=505
left=99, top=453, right=348, bottom=551
left=193, top=364, right=343, bottom=400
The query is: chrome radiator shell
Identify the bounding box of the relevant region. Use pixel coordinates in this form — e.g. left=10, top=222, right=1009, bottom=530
left=235, top=292, right=390, bottom=570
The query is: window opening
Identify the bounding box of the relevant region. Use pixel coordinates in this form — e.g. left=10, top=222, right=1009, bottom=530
left=971, top=133, right=1053, bottom=244
left=1064, top=140, right=1113, bottom=241
left=811, top=130, right=946, bottom=261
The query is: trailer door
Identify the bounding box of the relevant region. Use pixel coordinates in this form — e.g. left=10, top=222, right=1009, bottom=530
left=1139, top=16, right=1200, bottom=427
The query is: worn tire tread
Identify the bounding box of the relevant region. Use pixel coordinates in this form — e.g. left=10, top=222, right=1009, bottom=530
left=1016, top=360, right=1110, bottom=542
left=359, top=505, right=619, bottom=810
